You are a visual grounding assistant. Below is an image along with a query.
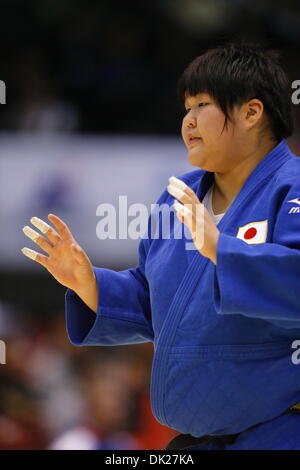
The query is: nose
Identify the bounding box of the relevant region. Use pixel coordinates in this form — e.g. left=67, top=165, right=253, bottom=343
left=185, top=115, right=196, bottom=128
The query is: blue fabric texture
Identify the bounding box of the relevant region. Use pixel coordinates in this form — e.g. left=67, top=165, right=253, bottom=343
left=65, top=139, right=300, bottom=449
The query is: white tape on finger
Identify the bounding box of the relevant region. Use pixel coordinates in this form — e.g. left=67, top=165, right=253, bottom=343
left=21, top=247, right=38, bottom=261
left=22, top=225, right=39, bottom=241
left=30, top=217, right=51, bottom=234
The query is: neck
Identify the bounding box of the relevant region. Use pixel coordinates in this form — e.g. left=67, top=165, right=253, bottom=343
left=213, top=138, right=278, bottom=206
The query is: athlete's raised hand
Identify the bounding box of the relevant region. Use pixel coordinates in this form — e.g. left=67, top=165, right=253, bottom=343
left=167, top=176, right=220, bottom=264
left=21, top=214, right=96, bottom=294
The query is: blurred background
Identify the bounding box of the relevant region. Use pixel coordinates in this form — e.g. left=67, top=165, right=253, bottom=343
left=1, top=0, right=300, bottom=450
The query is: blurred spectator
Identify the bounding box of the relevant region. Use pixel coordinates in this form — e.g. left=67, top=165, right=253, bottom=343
left=0, top=304, right=176, bottom=449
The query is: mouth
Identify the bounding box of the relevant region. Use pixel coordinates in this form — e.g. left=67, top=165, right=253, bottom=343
left=188, top=137, right=202, bottom=146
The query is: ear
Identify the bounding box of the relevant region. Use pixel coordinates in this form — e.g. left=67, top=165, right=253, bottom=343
left=243, top=99, right=264, bottom=130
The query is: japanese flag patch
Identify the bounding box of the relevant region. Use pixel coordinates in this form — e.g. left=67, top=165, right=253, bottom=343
left=236, top=220, right=268, bottom=244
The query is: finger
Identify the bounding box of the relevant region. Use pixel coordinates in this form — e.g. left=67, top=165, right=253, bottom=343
left=21, top=247, right=49, bottom=268
left=168, top=178, right=200, bottom=205
left=173, top=200, right=193, bottom=227
left=174, top=201, right=196, bottom=236
left=22, top=226, right=54, bottom=255
left=184, top=185, right=201, bottom=203
left=167, top=184, right=185, bottom=200
left=193, top=202, right=205, bottom=223
left=47, top=214, right=74, bottom=241
left=169, top=176, right=187, bottom=191
left=192, top=203, right=205, bottom=238
left=169, top=175, right=198, bottom=199
left=174, top=200, right=205, bottom=251
left=168, top=183, right=197, bottom=205
left=174, top=206, right=194, bottom=235
left=168, top=176, right=190, bottom=204
left=30, top=216, right=61, bottom=245
left=173, top=200, right=191, bottom=216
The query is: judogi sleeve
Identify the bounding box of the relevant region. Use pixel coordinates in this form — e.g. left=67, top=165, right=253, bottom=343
left=65, top=229, right=154, bottom=346
left=213, top=181, right=300, bottom=327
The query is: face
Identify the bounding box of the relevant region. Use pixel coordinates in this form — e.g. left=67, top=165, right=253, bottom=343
left=181, top=92, right=245, bottom=172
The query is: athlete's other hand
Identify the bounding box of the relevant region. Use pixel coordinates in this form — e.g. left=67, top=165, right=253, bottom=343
left=21, top=214, right=96, bottom=294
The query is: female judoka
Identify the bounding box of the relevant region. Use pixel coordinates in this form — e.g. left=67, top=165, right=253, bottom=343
left=22, top=41, right=300, bottom=450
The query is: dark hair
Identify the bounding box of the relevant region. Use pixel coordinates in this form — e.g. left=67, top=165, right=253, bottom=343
left=177, top=40, right=293, bottom=141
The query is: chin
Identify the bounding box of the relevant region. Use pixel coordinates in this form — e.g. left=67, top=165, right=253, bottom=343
left=187, top=151, right=208, bottom=169
left=187, top=150, right=223, bottom=172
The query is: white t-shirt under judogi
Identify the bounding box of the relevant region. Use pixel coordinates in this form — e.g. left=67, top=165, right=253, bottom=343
left=202, top=184, right=226, bottom=225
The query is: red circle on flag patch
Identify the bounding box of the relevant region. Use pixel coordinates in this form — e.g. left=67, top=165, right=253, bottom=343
left=244, top=227, right=257, bottom=239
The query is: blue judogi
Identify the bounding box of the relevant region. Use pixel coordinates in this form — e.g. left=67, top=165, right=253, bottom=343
left=65, top=139, right=300, bottom=449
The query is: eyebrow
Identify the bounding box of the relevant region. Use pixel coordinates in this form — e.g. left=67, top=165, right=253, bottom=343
left=184, top=95, right=211, bottom=106
left=184, top=95, right=205, bottom=104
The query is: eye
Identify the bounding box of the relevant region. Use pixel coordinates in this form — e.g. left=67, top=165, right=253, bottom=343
left=184, top=103, right=208, bottom=114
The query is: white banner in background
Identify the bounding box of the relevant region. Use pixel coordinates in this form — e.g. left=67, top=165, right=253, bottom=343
left=0, top=132, right=191, bottom=268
